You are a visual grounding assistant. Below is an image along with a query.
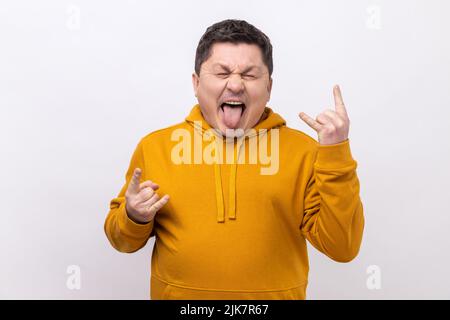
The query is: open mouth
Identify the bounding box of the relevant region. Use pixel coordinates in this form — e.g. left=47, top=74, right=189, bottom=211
left=220, top=101, right=246, bottom=129
left=220, top=101, right=246, bottom=112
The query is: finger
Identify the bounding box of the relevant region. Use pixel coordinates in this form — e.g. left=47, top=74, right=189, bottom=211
left=148, top=195, right=170, bottom=215
left=316, top=113, right=334, bottom=125
left=299, top=112, right=322, bottom=132
left=142, top=192, right=159, bottom=206
left=138, top=187, right=156, bottom=202
left=128, top=168, right=142, bottom=195
left=333, top=85, right=348, bottom=116
left=322, top=109, right=345, bottom=127
left=139, top=180, right=159, bottom=191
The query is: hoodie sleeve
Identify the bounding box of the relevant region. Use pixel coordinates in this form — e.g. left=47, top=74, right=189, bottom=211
left=300, top=139, right=364, bottom=263
left=104, top=139, right=154, bottom=253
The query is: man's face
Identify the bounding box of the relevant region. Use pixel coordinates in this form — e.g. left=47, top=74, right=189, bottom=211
left=192, top=42, right=272, bottom=137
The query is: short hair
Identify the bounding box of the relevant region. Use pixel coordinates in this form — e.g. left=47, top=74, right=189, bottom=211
left=195, top=19, right=273, bottom=76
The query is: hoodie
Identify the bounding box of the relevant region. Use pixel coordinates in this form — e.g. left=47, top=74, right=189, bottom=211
left=104, top=104, right=365, bottom=299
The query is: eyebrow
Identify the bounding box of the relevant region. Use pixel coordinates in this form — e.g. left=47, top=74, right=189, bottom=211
left=213, top=63, right=259, bottom=73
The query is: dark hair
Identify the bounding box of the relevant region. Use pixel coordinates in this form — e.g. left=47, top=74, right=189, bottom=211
left=195, top=19, right=273, bottom=76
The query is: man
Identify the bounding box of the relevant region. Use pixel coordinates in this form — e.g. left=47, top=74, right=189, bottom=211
left=104, top=19, right=364, bottom=299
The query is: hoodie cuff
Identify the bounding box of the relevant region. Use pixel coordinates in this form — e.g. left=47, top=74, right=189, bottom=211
left=118, top=201, right=154, bottom=236
left=314, top=139, right=357, bottom=170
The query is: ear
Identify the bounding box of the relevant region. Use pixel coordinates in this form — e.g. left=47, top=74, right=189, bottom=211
left=267, top=77, right=273, bottom=101
left=192, top=72, right=200, bottom=98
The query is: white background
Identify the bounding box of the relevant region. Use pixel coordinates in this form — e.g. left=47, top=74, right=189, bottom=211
left=1, top=0, right=449, bottom=299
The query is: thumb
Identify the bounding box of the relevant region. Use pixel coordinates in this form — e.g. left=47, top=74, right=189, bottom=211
left=127, top=168, right=142, bottom=194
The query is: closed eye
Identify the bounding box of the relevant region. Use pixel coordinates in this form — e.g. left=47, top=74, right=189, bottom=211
left=216, top=73, right=257, bottom=79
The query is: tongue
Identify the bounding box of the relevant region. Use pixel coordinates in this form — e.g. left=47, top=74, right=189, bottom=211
left=222, top=105, right=243, bottom=128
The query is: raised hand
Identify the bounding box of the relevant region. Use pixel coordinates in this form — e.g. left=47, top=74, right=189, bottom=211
left=299, top=85, right=350, bottom=145
left=125, top=168, right=170, bottom=224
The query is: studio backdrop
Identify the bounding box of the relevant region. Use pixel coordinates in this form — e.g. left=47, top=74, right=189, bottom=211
left=1, top=0, right=449, bottom=299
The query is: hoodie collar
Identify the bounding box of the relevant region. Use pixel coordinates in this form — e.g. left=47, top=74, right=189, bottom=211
left=185, top=104, right=286, bottom=223
left=185, top=103, right=286, bottom=134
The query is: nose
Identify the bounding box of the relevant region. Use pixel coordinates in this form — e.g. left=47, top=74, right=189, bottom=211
left=226, top=73, right=244, bottom=93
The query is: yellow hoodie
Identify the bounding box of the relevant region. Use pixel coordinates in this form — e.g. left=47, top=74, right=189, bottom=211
left=104, top=104, right=364, bottom=299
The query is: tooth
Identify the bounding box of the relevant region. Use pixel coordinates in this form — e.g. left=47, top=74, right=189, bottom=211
left=225, top=101, right=243, bottom=105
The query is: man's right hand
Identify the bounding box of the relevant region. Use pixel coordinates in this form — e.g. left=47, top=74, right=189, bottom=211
left=125, top=168, right=170, bottom=224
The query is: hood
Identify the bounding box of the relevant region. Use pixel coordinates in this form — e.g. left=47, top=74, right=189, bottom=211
left=185, top=104, right=286, bottom=223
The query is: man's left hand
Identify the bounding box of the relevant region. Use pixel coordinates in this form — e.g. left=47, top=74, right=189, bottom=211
left=299, top=85, right=350, bottom=145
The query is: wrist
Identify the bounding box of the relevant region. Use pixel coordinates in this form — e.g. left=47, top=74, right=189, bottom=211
left=125, top=205, right=151, bottom=225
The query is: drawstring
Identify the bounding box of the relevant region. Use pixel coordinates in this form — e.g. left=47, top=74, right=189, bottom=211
left=228, top=138, right=244, bottom=220
left=214, top=161, right=225, bottom=222
left=214, top=136, right=245, bottom=223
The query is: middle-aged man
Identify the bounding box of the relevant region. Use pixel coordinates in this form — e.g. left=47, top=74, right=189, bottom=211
left=104, top=19, right=365, bottom=299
